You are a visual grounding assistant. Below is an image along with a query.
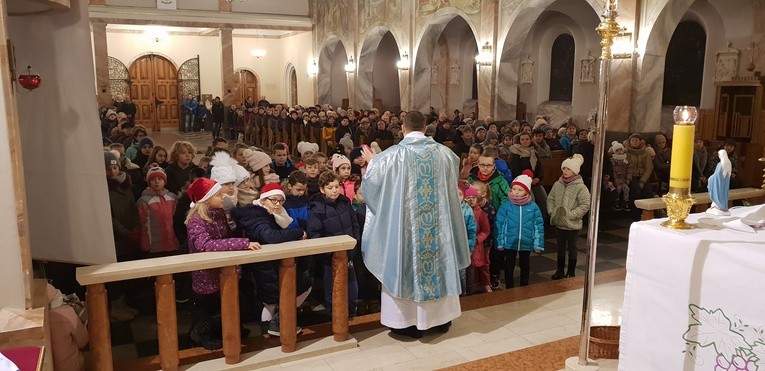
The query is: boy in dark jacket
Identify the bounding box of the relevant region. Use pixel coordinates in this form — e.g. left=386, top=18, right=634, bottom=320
left=307, top=171, right=360, bottom=316
left=351, top=180, right=380, bottom=314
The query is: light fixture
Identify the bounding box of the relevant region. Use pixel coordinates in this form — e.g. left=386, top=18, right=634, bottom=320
left=396, top=51, right=410, bottom=70
left=308, top=59, right=318, bottom=76
left=251, top=48, right=266, bottom=59
left=612, top=30, right=634, bottom=58
left=145, top=28, right=168, bottom=43
left=344, top=56, right=355, bottom=73
left=475, top=42, right=493, bottom=66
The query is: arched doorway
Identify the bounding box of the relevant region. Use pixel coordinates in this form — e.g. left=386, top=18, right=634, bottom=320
left=232, top=69, right=259, bottom=106
left=286, top=66, right=298, bottom=107
left=129, top=54, right=179, bottom=131
left=358, top=28, right=402, bottom=111
left=662, top=20, right=706, bottom=107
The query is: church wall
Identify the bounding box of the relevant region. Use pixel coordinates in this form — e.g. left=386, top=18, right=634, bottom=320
left=281, top=31, right=318, bottom=107
left=104, top=0, right=310, bottom=15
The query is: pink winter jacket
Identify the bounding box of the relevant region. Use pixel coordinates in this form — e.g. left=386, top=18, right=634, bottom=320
left=47, top=284, right=88, bottom=371
left=187, top=209, right=250, bottom=294
left=137, top=188, right=179, bottom=253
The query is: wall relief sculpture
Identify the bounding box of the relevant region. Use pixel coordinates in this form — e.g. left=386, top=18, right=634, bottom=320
left=520, top=55, right=534, bottom=85
left=714, top=42, right=740, bottom=82
left=418, top=0, right=481, bottom=15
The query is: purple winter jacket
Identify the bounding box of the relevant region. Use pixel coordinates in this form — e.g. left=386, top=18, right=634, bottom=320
left=187, top=208, right=249, bottom=294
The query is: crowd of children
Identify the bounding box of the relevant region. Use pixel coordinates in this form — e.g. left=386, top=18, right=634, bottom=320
left=100, top=102, right=755, bottom=353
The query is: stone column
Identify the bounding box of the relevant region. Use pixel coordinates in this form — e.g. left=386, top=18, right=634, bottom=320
left=477, top=0, right=498, bottom=118
left=92, top=21, right=112, bottom=108
left=220, top=27, right=234, bottom=106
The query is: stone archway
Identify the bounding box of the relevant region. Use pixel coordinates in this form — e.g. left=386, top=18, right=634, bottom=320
left=357, top=27, right=403, bottom=111
left=412, top=11, right=480, bottom=114
left=495, top=0, right=601, bottom=121
left=317, top=36, right=350, bottom=108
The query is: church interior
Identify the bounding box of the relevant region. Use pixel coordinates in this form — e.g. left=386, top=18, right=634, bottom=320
left=0, top=0, right=764, bottom=370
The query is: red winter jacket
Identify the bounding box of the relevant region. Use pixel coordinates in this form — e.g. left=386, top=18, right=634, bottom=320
left=137, top=188, right=180, bottom=253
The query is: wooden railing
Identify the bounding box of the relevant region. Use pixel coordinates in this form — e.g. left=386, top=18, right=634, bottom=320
left=634, top=187, right=765, bottom=220
left=76, top=236, right=357, bottom=371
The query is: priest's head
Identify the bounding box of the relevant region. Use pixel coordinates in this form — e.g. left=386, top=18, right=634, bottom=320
left=403, top=111, right=426, bottom=134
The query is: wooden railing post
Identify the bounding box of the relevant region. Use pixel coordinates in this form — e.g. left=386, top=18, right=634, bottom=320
left=155, top=275, right=179, bottom=371
left=87, top=284, right=113, bottom=371
left=331, top=251, right=348, bottom=342
left=220, top=266, right=241, bottom=364
left=279, top=257, right=297, bottom=352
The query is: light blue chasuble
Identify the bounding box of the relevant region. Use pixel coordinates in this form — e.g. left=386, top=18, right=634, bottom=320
left=362, top=132, right=471, bottom=302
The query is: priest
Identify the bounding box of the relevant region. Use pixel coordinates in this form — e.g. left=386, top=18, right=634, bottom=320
left=360, top=110, right=471, bottom=338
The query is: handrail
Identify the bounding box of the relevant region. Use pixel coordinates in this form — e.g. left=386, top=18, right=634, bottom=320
left=76, top=235, right=356, bottom=285
left=76, top=235, right=357, bottom=370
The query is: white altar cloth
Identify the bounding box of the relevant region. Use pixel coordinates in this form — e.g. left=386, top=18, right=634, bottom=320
left=619, top=205, right=765, bottom=371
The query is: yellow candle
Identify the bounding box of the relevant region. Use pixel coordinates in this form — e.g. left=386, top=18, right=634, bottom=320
left=668, top=123, right=695, bottom=189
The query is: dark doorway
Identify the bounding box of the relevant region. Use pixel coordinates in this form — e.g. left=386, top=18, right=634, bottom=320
left=549, top=34, right=575, bottom=102
left=662, top=21, right=706, bottom=106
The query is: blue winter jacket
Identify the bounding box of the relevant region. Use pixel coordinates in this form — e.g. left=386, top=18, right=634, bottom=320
left=284, top=194, right=310, bottom=229
left=495, top=200, right=544, bottom=252
left=460, top=202, right=477, bottom=252
left=307, top=194, right=360, bottom=264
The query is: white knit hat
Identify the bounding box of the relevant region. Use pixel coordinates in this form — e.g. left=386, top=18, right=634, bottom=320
left=297, top=141, right=319, bottom=156
left=511, top=170, right=534, bottom=194
left=210, top=152, right=237, bottom=184
left=561, top=154, right=584, bottom=175
left=338, top=134, right=354, bottom=151
left=609, top=141, right=624, bottom=153
left=233, top=164, right=250, bottom=186
left=245, top=149, right=272, bottom=172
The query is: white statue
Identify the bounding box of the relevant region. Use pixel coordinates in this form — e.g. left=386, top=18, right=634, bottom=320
left=580, top=50, right=595, bottom=83
left=450, top=61, right=460, bottom=85
left=431, top=63, right=439, bottom=85
left=706, top=149, right=732, bottom=216
left=520, top=56, right=534, bottom=85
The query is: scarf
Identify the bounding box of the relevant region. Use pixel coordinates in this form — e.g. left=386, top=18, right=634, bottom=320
left=110, top=172, right=127, bottom=184
left=477, top=170, right=493, bottom=182
left=560, top=174, right=581, bottom=186
left=626, top=144, right=645, bottom=156
left=611, top=153, right=627, bottom=162
left=509, top=144, right=538, bottom=170
left=510, top=193, right=532, bottom=206
left=254, top=199, right=294, bottom=229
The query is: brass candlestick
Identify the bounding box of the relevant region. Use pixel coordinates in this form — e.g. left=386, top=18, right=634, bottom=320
left=661, top=106, right=698, bottom=229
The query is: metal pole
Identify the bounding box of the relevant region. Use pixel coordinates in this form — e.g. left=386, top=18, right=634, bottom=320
left=577, top=1, right=621, bottom=365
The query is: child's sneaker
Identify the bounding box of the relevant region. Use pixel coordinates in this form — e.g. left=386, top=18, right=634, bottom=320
left=267, top=312, right=303, bottom=337
left=622, top=201, right=631, bottom=212
left=611, top=201, right=622, bottom=211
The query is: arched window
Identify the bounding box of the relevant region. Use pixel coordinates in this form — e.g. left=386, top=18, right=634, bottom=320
left=662, top=21, right=706, bottom=106
left=549, top=34, right=575, bottom=102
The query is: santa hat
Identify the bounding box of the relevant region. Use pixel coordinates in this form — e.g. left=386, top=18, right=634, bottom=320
left=259, top=183, right=286, bottom=201
left=187, top=178, right=221, bottom=208
left=561, top=154, right=584, bottom=175
left=145, top=163, right=167, bottom=182
left=512, top=170, right=534, bottom=194
left=297, top=141, right=319, bottom=156
left=244, top=149, right=271, bottom=172
left=210, top=152, right=237, bottom=184
left=609, top=141, right=624, bottom=153
left=331, top=153, right=351, bottom=170
left=464, top=186, right=479, bottom=198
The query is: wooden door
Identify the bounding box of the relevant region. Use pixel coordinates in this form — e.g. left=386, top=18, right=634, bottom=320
left=290, top=69, right=298, bottom=106
left=233, top=70, right=259, bottom=105
left=129, top=55, right=178, bottom=131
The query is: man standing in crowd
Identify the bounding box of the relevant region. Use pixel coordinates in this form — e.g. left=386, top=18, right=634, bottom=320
left=361, top=111, right=470, bottom=339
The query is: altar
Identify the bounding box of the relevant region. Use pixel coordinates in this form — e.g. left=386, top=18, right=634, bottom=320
left=619, top=205, right=765, bottom=370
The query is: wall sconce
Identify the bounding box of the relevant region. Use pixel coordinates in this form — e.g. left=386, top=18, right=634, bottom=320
left=145, top=28, right=168, bottom=43
left=251, top=48, right=266, bottom=59
left=396, top=51, right=410, bottom=70
left=475, top=42, right=493, bottom=66
left=308, top=59, right=318, bottom=76
left=344, top=56, right=355, bottom=73
left=612, top=31, right=634, bottom=58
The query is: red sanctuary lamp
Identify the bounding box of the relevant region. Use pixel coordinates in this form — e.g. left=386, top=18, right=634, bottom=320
left=18, top=66, right=41, bottom=90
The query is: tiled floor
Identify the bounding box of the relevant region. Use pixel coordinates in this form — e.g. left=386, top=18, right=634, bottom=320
left=244, top=280, right=625, bottom=371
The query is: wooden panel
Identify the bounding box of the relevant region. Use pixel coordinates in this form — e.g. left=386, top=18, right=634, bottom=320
left=154, top=56, right=178, bottom=128
left=129, top=56, right=156, bottom=129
